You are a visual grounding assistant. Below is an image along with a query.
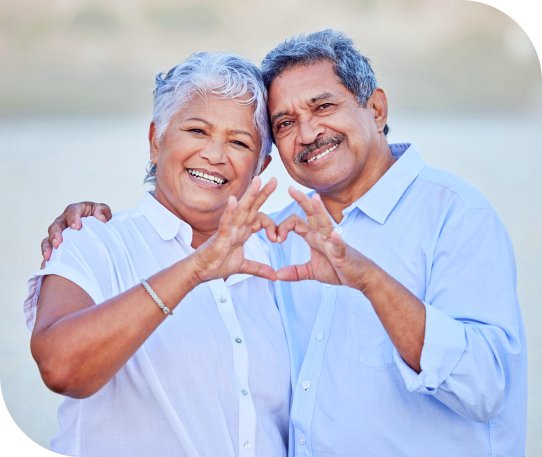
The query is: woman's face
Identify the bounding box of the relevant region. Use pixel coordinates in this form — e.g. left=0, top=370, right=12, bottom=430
left=150, top=95, right=267, bottom=227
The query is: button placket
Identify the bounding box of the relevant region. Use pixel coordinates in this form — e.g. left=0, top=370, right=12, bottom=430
left=208, top=280, right=256, bottom=456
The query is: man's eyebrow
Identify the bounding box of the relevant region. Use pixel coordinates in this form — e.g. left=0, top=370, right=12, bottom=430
left=271, top=110, right=290, bottom=124
left=309, top=93, right=337, bottom=105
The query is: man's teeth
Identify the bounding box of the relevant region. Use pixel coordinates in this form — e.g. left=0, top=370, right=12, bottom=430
left=188, top=169, right=226, bottom=185
left=306, top=143, right=339, bottom=163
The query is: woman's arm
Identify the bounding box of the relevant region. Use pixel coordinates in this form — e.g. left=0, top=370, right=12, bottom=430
left=31, top=177, right=278, bottom=399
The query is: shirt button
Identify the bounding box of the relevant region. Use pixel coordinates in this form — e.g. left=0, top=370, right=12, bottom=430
left=325, top=283, right=332, bottom=288
left=235, top=338, right=242, bottom=343
left=244, top=442, right=251, bottom=449
left=299, top=436, right=306, bottom=445
left=302, top=381, right=310, bottom=389
left=334, top=227, right=343, bottom=234
left=316, top=332, right=324, bottom=341
left=241, top=389, right=248, bottom=395
left=220, top=297, right=227, bottom=303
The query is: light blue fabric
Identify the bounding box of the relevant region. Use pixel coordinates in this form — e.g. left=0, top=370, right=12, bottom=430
left=260, top=143, right=527, bottom=457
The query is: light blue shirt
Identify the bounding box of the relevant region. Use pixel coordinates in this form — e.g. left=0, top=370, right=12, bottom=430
left=261, top=143, right=527, bottom=457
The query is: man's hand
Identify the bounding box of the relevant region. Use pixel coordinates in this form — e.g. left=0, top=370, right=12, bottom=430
left=277, top=187, right=426, bottom=372
left=191, top=177, right=278, bottom=283
left=41, top=202, right=112, bottom=262
left=275, top=187, right=376, bottom=290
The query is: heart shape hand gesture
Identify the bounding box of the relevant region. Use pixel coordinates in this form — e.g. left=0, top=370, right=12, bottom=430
left=273, top=187, right=376, bottom=291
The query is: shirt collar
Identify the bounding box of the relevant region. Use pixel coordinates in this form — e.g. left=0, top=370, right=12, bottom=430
left=136, top=192, right=193, bottom=245
left=343, top=143, right=425, bottom=224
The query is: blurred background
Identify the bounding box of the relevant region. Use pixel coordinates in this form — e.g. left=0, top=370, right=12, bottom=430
left=0, top=0, right=540, bottom=454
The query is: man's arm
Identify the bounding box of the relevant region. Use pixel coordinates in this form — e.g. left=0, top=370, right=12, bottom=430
left=277, top=189, right=522, bottom=422
left=276, top=189, right=425, bottom=371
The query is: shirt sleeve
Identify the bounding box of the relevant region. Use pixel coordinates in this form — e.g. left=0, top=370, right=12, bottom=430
left=394, top=207, right=522, bottom=423
left=23, top=221, right=113, bottom=332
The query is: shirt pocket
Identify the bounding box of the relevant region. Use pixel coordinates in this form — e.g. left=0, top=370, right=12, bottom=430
left=344, top=289, right=396, bottom=367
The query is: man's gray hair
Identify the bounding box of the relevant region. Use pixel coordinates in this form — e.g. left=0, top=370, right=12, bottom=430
left=261, top=29, right=389, bottom=135
left=145, top=52, right=272, bottom=185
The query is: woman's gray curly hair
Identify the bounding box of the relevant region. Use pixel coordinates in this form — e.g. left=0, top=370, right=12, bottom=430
left=145, top=52, right=273, bottom=185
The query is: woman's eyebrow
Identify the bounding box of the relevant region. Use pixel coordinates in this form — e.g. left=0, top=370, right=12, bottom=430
left=230, top=130, right=254, bottom=141
left=185, top=117, right=214, bottom=127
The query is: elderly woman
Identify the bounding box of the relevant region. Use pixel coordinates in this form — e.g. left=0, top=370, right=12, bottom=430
left=24, top=53, right=290, bottom=457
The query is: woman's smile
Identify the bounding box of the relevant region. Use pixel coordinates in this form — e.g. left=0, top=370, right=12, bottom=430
left=187, top=167, right=228, bottom=188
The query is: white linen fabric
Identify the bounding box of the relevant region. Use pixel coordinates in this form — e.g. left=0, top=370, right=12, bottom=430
left=24, top=191, right=290, bottom=457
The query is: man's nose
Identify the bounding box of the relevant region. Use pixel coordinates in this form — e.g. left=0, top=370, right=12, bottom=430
left=199, top=139, right=228, bottom=164
left=297, top=118, right=325, bottom=146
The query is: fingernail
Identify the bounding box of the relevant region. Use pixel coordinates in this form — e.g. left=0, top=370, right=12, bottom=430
left=71, top=223, right=76, bottom=229
left=277, top=236, right=282, bottom=243
left=98, top=215, right=106, bottom=222
left=52, top=238, right=58, bottom=248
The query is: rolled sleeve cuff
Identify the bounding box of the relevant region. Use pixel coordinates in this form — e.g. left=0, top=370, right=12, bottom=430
left=24, top=262, right=104, bottom=332
left=394, top=302, right=466, bottom=395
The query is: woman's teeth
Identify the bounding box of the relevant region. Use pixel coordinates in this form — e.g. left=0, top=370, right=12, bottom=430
left=306, top=143, right=339, bottom=163
left=188, top=169, right=226, bottom=185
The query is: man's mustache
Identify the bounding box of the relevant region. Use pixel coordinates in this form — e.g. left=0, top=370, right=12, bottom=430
left=293, top=134, right=347, bottom=164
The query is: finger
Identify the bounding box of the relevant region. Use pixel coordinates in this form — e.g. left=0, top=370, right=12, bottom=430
left=65, top=203, right=91, bottom=230
left=232, top=176, right=261, bottom=227
left=311, top=193, right=334, bottom=238
left=288, top=187, right=318, bottom=231
left=92, top=203, right=112, bottom=223
left=40, top=259, right=46, bottom=270
left=217, top=196, right=238, bottom=238
left=240, top=259, right=277, bottom=281
left=245, top=177, right=277, bottom=226
left=276, top=214, right=309, bottom=243
left=330, top=230, right=346, bottom=259
left=251, top=213, right=277, bottom=242
left=276, top=263, right=313, bottom=282
left=47, top=216, right=68, bottom=249
left=41, top=237, right=53, bottom=261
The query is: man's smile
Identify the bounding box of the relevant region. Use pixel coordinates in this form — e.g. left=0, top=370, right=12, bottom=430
left=294, top=133, right=347, bottom=164
left=306, top=142, right=340, bottom=163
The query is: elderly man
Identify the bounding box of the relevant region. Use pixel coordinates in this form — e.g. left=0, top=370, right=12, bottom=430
left=42, top=30, right=526, bottom=456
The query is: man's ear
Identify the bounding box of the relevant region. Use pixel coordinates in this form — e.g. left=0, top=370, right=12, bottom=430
left=257, top=155, right=272, bottom=176
left=148, top=122, right=160, bottom=163
left=369, top=88, right=388, bottom=134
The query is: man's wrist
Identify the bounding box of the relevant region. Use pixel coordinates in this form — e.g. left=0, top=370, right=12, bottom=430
left=355, top=257, right=385, bottom=296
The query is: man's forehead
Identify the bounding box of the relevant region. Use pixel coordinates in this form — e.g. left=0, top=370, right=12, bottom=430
left=268, top=62, right=346, bottom=113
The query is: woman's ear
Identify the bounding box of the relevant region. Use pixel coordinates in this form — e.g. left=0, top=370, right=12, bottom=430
left=148, top=122, right=159, bottom=163
left=257, top=155, right=272, bottom=176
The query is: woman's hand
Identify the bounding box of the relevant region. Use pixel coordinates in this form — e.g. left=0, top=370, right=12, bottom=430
left=191, top=176, right=278, bottom=283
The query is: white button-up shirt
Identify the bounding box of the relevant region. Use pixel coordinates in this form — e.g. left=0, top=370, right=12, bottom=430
left=24, top=192, right=291, bottom=457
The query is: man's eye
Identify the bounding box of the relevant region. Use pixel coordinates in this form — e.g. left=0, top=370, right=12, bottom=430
left=277, top=120, right=292, bottom=131
left=318, top=103, right=332, bottom=110
left=189, top=129, right=205, bottom=134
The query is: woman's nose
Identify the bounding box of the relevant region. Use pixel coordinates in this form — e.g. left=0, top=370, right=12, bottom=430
left=199, top=139, right=228, bottom=164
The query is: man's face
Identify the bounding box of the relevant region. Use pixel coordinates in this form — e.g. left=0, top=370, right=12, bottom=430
left=268, top=60, right=387, bottom=195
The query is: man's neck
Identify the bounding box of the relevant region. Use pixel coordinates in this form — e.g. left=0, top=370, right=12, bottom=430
left=319, top=144, right=397, bottom=223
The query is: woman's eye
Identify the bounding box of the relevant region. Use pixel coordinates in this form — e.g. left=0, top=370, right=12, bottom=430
left=233, top=141, right=249, bottom=149
left=189, top=128, right=205, bottom=134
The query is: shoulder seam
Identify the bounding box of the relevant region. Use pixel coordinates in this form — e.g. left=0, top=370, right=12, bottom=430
left=415, top=174, right=490, bottom=211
